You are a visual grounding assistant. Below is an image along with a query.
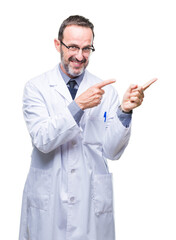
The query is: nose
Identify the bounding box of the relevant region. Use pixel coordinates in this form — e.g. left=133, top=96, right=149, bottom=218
left=75, top=49, right=84, bottom=61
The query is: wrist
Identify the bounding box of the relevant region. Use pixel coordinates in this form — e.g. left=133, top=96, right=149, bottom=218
left=75, top=99, right=85, bottom=110
left=120, top=105, right=132, bottom=114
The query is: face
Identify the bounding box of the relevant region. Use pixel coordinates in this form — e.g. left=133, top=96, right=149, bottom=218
left=55, top=25, right=93, bottom=78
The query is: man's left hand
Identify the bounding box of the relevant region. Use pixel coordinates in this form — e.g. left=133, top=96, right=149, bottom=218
left=121, top=78, right=157, bottom=113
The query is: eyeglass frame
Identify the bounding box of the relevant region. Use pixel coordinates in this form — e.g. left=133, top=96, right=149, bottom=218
left=60, top=40, right=95, bottom=54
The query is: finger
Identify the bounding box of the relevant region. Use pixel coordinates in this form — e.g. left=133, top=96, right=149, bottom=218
left=132, top=85, right=143, bottom=93
left=95, top=79, right=116, bottom=89
left=131, top=91, right=144, bottom=100
left=100, top=89, right=105, bottom=95
left=130, top=96, right=142, bottom=105
left=92, top=88, right=105, bottom=95
left=131, top=86, right=144, bottom=97
left=142, top=78, right=158, bottom=91
left=128, top=84, right=138, bottom=93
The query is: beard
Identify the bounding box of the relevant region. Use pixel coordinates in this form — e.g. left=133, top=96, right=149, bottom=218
left=60, top=49, right=89, bottom=77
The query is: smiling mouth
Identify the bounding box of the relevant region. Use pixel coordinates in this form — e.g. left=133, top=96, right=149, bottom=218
left=69, top=56, right=86, bottom=64
left=71, top=61, right=83, bottom=68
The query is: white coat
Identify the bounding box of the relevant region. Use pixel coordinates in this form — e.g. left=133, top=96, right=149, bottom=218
left=19, top=64, right=131, bottom=240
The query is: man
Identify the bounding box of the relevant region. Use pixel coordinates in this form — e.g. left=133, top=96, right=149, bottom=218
left=19, top=15, right=157, bottom=240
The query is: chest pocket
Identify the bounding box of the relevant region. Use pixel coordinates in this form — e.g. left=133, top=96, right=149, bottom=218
left=82, top=116, right=105, bottom=145
left=82, top=104, right=108, bottom=145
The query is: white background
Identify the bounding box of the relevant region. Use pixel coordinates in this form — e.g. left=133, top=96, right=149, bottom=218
left=0, top=0, right=176, bottom=239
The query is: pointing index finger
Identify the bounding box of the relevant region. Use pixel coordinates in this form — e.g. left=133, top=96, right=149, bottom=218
left=95, top=79, right=116, bottom=89
left=142, top=78, right=158, bottom=91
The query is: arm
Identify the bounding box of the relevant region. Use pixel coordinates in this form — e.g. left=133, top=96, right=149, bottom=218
left=103, top=88, right=131, bottom=160
left=23, top=81, right=81, bottom=153
left=117, top=106, right=132, bottom=128
left=74, top=77, right=157, bottom=160
left=67, top=101, right=84, bottom=125
left=103, top=78, right=157, bottom=160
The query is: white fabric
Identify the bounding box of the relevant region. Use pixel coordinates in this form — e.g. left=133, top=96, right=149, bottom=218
left=19, top=65, right=131, bottom=240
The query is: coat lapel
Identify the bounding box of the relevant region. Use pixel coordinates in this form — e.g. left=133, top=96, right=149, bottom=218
left=48, top=65, right=72, bottom=103
left=48, top=66, right=98, bottom=117
left=76, top=71, right=91, bottom=97
left=76, top=71, right=95, bottom=118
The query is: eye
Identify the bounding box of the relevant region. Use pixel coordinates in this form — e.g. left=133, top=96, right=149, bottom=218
left=69, top=46, right=79, bottom=51
left=83, top=47, right=91, bottom=53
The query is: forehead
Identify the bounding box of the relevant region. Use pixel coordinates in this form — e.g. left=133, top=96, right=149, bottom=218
left=63, top=25, right=93, bottom=45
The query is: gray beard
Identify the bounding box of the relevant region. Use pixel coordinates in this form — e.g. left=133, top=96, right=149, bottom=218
left=64, top=62, right=84, bottom=77
left=60, top=51, right=89, bottom=77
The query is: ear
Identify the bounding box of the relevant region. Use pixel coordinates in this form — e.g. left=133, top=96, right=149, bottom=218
left=54, top=39, right=61, bottom=53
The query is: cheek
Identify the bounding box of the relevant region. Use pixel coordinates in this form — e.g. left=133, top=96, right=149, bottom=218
left=64, top=54, right=70, bottom=62
left=61, top=50, right=70, bottom=63
left=85, top=58, right=89, bottom=66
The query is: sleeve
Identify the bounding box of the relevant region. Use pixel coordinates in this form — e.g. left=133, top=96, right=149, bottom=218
left=103, top=87, right=131, bottom=160
left=67, top=101, right=84, bottom=125
left=117, top=106, right=132, bottom=128
left=23, top=81, right=81, bottom=153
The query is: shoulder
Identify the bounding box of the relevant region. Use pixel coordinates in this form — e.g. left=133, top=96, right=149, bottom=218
left=25, top=65, right=59, bottom=90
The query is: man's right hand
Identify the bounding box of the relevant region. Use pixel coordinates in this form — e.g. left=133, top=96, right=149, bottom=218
left=75, top=79, right=116, bottom=110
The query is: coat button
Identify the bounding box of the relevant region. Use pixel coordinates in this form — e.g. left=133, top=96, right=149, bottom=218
left=70, top=197, right=75, bottom=202
left=72, top=140, right=76, bottom=146
left=71, top=169, right=76, bottom=173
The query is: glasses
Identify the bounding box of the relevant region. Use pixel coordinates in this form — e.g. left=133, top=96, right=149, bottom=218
left=60, top=41, right=95, bottom=55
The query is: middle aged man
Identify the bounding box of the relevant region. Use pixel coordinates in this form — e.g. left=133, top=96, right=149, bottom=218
left=19, top=15, right=157, bottom=240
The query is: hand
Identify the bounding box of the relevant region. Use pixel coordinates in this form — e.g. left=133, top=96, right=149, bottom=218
left=121, top=78, right=158, bottom=112
left=75, top=79, right=116, bottom=110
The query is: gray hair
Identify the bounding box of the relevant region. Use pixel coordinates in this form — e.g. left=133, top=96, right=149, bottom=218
left=58, top=15, right=95, bottom=41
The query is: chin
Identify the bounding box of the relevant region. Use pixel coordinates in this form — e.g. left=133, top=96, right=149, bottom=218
left=69, top=67, right=84, bottom=77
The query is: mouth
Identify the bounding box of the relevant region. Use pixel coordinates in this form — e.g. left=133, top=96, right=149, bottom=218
left=69, top=57, right=86, bottom=68
left=71, top=61, right=84, bottom=68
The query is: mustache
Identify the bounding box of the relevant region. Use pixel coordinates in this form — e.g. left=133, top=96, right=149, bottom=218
left=68, top=56, right=86, bottom=64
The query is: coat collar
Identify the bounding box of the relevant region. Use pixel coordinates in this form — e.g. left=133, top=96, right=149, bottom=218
left=48, top=64, right=91, bottom=103
left=48, top=65, right=72, bottom=102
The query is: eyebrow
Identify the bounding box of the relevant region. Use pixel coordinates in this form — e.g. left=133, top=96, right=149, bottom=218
left=68, top=43, right=92, bottom=48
